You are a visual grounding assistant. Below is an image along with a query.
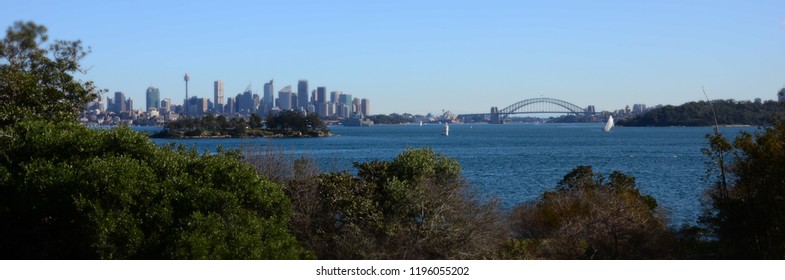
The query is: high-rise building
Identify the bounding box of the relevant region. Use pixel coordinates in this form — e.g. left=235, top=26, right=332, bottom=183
left=361, top=98, right=370, bottom=116
left=160, top=98, right=171, bottom=114
left=263, top=80, right=274, bottom=110
left=112, top=91, right=127, bottom=113
left=126, top=97, right=133, bottom=112
left=297, top=80, right=309, bottom=111
left=278, top=85, right=293, bottom=110
left=352, top=97, right=361, bottom=116
left=214, top=80, right=224, bottom=113
left=338, top=93, right=352, bottom=106
left=238, top=89, right=255, bottom=113
left=330, top=91, right=340, bottom=104
left=316, top=87, right=327, bottom=104
left=146, top=86, right=160, bottom=111
left=196, top=97, right=209, bottom=113
left=226, top=97, right=235, bottom=114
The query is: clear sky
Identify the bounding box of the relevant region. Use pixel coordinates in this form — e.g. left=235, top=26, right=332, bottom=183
left=3, top=0, right=784, bottom=114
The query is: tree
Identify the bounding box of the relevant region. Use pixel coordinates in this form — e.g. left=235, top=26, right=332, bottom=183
left=508, top=166, right=673, bottom=259
left=0, top=21, right=102, bottom=127
left=0, top=120, right=304, bottom=259
left=249, top=113, right=262, bottom=129
left=701, top=117, right=785, bottom=259
left=279, top=148, right=506, bottom=259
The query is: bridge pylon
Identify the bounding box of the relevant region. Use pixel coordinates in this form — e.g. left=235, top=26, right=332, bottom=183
left=489, top=107, right=503, bottom=124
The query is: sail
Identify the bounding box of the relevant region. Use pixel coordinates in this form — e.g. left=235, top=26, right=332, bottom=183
left=603, top=116, right=614, bottom=132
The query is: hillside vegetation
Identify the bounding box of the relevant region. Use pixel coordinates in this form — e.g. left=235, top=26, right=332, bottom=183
left=618, top=100, right=783, bottom=127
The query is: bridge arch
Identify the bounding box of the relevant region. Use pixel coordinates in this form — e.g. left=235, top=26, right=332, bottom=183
left=488, top=98, right=587, bottom=123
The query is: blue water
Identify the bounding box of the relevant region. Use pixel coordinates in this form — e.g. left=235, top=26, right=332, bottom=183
left=145, top=123, right=751, bottom=227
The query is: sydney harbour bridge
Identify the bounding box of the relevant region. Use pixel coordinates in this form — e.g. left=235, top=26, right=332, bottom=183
left=456, top=97, right=594, bottom=123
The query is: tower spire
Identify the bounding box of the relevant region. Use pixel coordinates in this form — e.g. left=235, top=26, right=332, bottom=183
left=184, top=72, right=190, bottom=113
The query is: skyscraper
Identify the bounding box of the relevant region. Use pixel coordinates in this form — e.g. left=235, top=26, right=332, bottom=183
left=214, top=80, right=224, bottom=113
left=146, top=86, right=160, bottom=111
left=316, top=87, right=327, bottom=104
left=114, top=91, right=126, bottom=113
left=297, top=80, right=309, bottom=111
left=361, top=98, right=370, bottom=116
left=263, top=80, right=274, bottom=111
left=278, top=85, right=293, bottom=110
left=316, top=86, right=327, bottom=116
left=160, top=98, right=171, bottom=114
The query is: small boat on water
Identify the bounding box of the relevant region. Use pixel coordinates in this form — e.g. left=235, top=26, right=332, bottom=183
left=442, top=123, right=449, bottom=136
left=602, top=116, right=614, bottom=132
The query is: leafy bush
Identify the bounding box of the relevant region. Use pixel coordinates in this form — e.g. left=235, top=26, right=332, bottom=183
left=0, top=120, right=303, bottom=259
left=509, top=166, right=673, bottom=259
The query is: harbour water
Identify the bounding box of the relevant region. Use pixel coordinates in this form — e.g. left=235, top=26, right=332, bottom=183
left=146, top=123, right=752, bottom=227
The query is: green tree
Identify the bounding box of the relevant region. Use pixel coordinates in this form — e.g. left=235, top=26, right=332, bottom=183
left=0, top=120, right=304, bottom=259
left=249, top=113, right=262, bottom=129
left=508, top=166, right=672, bottom=259
left=283, top=148, right=506, bottom=259
left=701, top=117, right=785, bottom=259
left=0, top=21, right=102, bottom=127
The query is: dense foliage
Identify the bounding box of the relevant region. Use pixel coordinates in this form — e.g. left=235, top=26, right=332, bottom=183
left=265, top=111, right=328, bottom=135
left=155, top=111, right=329, bottom=138
left=701, top=118, right=785, bottom=259
left=507, top=166, right=673, bottom=259
left=367, top=114, right=412, bottom=124
left=0, top=21, right=102, bottom=128
left=247, top=148, right=506, bottom=259
left=0, top=121, right=303, bottom=259
left=618, top=100, right=783, bottom=126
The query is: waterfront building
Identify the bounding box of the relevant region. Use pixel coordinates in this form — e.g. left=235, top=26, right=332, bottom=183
left=361, top=98, right=370, bottom=116
left=298, top=80, right=309, bottom=111
left=146, top=86, right=160, bottom=111
left=214, top=80, right=224, bottom=113
left=352, top=97, right=361, bottom=115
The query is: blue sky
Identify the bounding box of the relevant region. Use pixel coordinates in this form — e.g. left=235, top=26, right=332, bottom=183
left=3, top=0, right=784, bottom=114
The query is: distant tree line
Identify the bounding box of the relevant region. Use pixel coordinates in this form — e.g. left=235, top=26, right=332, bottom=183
left=367, top=113, right=412, bottom=124
left=153, top=111, right=329, bottom=138
left=618, top=99, right=784, bottom=127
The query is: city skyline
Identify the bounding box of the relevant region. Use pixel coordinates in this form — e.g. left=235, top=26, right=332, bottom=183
left=3, top=0, right=784, bottom=114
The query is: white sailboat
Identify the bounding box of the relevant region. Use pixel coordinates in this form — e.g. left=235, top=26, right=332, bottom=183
left=602, top=116, right=614, bottom=132
left=442, top=123, right=449, bottom=136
